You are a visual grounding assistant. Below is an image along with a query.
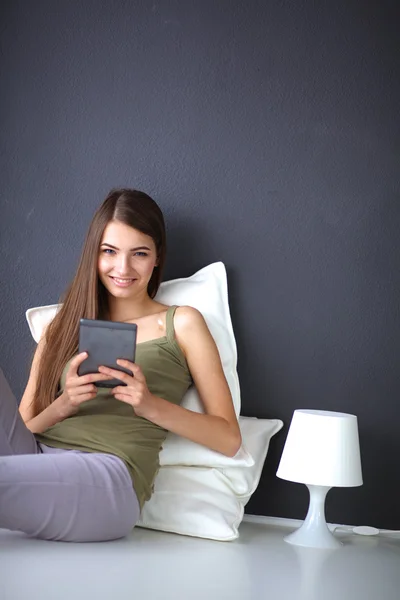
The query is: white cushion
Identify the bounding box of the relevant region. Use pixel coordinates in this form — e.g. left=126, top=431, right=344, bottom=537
left=26, top=304, right=59, bottom=344
left=137, top=416, right=283, bottom=540
left=25, top=262, right=246, bottom=468
left=138, top=467, right=244, bottom=541
left=160, top=433, right=254, bottom=468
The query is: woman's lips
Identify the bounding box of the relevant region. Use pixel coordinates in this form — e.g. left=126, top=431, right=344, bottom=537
left=110, top=276, right=136, bottom=287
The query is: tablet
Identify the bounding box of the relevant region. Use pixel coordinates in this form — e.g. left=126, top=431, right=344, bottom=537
left=78, top=318, right=138, bottom=388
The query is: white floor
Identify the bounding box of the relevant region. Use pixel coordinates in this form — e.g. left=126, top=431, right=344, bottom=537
left=1, top=517, right=399, bottom=600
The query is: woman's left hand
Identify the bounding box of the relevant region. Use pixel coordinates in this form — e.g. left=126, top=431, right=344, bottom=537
left=98, top=360, right=155, bottom=419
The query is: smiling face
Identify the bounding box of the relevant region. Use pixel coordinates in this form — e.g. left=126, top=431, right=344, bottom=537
left=97, top=220, right=158, bottom=300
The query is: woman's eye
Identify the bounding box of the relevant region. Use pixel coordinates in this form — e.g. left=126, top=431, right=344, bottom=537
left=101, top=249, right=148, bottom=257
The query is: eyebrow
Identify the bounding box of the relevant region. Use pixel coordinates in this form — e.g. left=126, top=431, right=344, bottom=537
left=100, top=243, right=152, bottom=251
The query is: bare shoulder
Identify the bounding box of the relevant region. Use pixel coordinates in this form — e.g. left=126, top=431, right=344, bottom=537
left=173, top=306, right=213, bottom=359
left=173, top=305, right=207, bottom=332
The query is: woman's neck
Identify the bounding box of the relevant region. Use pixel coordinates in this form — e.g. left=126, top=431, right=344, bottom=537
left=107, top=294, right=159, bottom=322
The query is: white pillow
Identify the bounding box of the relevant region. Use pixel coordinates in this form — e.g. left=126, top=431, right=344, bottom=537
left=160, top=433, right=254, bottom=468
left=138, top=416, right=283, bottom=540
left=26, top=304, right=59, bottom=344
left=220, top=417, right=283, bottom=498
left=25, top=262, right=246, bottom=468
left=138, top=466, right=244, bottom=541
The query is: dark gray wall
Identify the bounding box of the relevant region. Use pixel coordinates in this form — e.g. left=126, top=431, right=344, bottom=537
left=1, top=0, right=399, bottom=529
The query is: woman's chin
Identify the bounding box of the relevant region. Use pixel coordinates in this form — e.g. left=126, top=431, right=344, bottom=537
left=106, top=283, right=148, bottom=300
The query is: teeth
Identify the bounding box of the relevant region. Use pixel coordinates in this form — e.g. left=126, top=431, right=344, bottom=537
left=112, top=277, right=133, bottom=283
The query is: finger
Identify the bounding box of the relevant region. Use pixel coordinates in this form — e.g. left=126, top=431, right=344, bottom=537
left=111, top=385, right=133, bottom=395
left=116, top=358, right=135, bottom=370
left=116, top=360, right=144, bottom=381
left=68, top=352, right=89, bottom=376
left=77, top=372, right=115, bottom=386
left=113, top=393, right=135, bottom=404
left=72, top=384, right=98, bottom=396
left=98, top=366, right=132, bottom=384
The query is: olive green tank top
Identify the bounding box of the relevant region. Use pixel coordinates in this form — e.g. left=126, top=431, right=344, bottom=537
left=35, top=306, right=193, bottom=509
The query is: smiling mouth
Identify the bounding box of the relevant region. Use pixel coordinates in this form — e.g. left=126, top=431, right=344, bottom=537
left=110, top=277, right=136, bottom=286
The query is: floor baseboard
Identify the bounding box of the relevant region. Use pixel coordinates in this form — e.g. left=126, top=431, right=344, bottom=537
left=243, top=513, right=350, bottom=532
left=243, top=514, right=302, bottom=529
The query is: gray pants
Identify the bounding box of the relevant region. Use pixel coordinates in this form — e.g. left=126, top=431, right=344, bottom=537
left=0, top=368, right=140, bottom=542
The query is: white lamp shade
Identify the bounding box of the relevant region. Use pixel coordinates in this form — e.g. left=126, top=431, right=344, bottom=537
left=277, top=410, right=363, bottom=487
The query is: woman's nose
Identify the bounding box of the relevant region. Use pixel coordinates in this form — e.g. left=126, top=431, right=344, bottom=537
left=116, top=255, right=131, bottom=274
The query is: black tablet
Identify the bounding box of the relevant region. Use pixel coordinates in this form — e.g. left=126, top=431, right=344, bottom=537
left=78, top=318, right=138, bottom=387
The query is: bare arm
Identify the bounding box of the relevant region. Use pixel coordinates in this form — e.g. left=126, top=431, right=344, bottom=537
left=19, top=338, right=61, bottom=433
left=24, top=402, right=66, bottom=434
left=140, top=394, right=241, bottom=457
left=151, top=306, right=241, bottom=456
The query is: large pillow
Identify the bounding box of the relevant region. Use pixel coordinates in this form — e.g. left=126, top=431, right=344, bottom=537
left=25, top=262, right=247, bottom=468
left=137, top=416, right=284, bottom=540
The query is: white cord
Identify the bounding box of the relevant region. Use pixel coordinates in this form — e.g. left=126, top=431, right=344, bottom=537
left=332, top=525, right=400, bottom=538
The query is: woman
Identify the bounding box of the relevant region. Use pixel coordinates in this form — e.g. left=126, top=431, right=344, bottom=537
left=0, top=188, right=241, bottom=542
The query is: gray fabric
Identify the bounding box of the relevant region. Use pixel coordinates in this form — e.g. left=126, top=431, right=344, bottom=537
left=0, top=367, right=140, bottom=542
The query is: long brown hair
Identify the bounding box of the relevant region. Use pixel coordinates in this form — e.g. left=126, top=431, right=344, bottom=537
left=31, top=188, right=166, bottom=416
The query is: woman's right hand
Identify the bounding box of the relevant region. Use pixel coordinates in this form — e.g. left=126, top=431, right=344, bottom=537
left=54, top=352, right=113, bottom=420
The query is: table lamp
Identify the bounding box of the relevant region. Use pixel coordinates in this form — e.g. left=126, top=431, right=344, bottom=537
left=276, top=409, right=363, bottom=549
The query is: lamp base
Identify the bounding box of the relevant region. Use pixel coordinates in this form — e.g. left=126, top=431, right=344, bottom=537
left=284, top=485, right=342, bottom=550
